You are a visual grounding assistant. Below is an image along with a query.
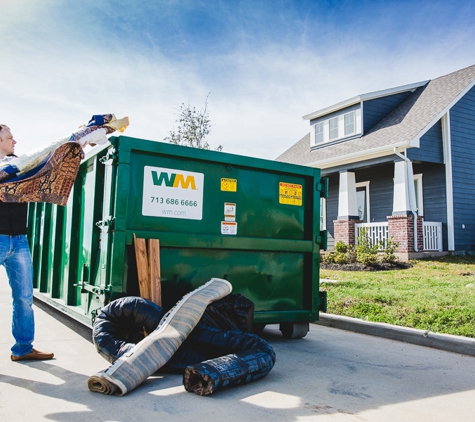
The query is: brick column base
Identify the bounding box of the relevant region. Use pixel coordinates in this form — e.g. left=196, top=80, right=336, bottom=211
left=333, top=219, right=362, bottom=246
left=388, top=214, right=424, bottom=253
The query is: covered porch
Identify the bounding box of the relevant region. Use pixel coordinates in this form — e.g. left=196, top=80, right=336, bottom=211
left=332, top=158, right=447, bottom=259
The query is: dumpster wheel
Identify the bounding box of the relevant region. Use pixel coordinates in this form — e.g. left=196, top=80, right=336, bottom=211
left=279, top=322, right=309, bottom=339
left=253, top=323, right=266, bottom=336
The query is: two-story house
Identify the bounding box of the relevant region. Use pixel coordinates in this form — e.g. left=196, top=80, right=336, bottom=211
left=277, top=64, right=475, bottom=259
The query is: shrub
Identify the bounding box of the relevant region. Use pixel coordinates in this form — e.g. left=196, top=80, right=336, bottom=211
left=355, top=228, right=379, bottom=265
left=334, top=241, right=348, bottom=253
left=381, top=237, right=399, bottom=265
left=323, top=229, right=400, bottom=268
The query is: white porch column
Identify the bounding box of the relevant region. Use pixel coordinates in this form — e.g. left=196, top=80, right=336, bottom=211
left=338, top=171, right=358, bottom=219
left=393, top=160, right=417, bottom=214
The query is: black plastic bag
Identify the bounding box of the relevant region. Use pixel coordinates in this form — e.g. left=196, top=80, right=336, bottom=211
left=199, top=293, right=254, bottom=333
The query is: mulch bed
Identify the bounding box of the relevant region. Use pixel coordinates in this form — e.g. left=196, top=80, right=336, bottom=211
left=320, top=261, right=412, bottom=271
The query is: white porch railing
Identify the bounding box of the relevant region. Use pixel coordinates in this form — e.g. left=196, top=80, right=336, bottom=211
left=355, top=222, right=389, bottom=250
left=423, top=221, right=443, bottom=252
left=355, top=221, right=443, bottom=252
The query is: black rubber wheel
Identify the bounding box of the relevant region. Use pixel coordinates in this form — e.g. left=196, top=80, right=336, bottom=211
left=252, top=323, right=267, bottom=336
left=279, top=322, right=309, bottom=339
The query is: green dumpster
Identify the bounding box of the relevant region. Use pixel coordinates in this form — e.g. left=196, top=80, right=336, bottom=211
left=28, top=136, right=327, bottom=338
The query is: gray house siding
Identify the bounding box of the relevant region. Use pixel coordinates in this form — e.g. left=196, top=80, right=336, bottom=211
left=449, top=85, right=475, bottom=250
left=413, top=162, right=448, bottom=250
left=363, top=91, right=415, bottom=133
left=407, top=120, right=444, bottom=164
left=355, top=164, right=394, bottom=223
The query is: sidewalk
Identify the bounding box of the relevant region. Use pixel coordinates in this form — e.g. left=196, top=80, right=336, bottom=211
left=1, top=267, right=475, bottom=421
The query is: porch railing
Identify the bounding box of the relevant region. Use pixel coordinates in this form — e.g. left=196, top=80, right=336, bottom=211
left=355, top=221, right=443, bottom=252
left=355, top=222, right=388, bottom=250
left=423, top=221, right=443, bottom=252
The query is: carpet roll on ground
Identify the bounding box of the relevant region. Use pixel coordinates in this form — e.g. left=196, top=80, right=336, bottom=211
left=87, top=278, right=232, bottom=396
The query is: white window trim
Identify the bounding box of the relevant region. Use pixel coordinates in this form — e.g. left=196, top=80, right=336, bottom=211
left=355, top=181, right=370, bottom=222
left=320, top=197, right=327, bottom=230
left=414, top=173, right=424, bottom=217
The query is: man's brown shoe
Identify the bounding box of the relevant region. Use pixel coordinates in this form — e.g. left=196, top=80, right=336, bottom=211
left=11, top=348, right=54, bottom=361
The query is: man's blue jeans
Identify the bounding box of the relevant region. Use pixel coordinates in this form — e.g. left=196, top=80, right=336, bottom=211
left=0, top=235, right=34, bottom=357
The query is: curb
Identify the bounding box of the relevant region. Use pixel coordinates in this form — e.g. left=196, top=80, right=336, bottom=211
left=314, top=313, right=475, bottom=357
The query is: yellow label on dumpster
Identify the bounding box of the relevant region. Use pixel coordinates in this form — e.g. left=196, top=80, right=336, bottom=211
left=221, top=178, right=237, bottom=192
left=279, top=182, right=302, bottom=206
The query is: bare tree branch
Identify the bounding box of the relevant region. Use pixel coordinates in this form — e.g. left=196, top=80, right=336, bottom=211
left=164, top=94, right=223, bottom=151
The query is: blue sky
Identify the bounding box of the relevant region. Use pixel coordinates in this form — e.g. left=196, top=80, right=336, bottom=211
left=2, top=0, right=475, bottom=159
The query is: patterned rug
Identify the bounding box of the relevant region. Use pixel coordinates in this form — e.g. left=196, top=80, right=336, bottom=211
left=0, top=113, right=128, bottom=206
left=0, top=143, right=83, bottom=206
left=87, top=278, right=233, bottom=396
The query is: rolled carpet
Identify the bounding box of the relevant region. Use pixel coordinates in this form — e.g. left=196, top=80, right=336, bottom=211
left=87, top=278, right=232, bottom=395
left=183, top=329, right=276, bottom=396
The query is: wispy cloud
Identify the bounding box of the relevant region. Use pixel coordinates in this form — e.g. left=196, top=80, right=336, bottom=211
left=1, top=0, right=474, bottom=160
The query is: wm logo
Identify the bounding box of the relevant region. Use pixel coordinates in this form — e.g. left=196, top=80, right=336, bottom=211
left=151, top=171, right=197, bottom=190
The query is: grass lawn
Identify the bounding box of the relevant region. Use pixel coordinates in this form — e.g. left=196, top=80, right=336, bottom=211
left=320, top=255, right=475, bottom=338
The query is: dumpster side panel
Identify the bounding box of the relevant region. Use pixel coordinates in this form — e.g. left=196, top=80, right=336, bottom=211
left=29, top=146, right=114, bottom=324
left=115, top=137, right=322, bottom=325
left=30, top=137, right=323, bottom=326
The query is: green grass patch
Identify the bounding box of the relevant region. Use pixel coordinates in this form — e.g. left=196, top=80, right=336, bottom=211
left=320, top=255, right=475, bottom=338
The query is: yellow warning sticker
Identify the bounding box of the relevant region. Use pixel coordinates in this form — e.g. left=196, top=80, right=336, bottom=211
left=221, top=178, right=237, bottom=192
left=279, top=182, right=302, bottom=206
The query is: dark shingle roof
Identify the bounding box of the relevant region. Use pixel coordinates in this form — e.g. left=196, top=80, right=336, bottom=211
left=277, top=64, right=475, bottom=167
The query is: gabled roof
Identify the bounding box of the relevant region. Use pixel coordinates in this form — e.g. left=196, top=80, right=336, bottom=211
left=277, top=64, right=475, bottom=169
left=302, top=80, right=428, bottom=121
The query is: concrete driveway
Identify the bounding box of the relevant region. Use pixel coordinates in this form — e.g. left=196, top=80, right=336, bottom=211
left=0, top=268, right=474, bottom=421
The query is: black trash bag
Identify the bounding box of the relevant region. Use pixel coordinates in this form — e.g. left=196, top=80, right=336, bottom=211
left=92, top=296, right=164, bottom=363
left=199, top=293, right=254, bottom=333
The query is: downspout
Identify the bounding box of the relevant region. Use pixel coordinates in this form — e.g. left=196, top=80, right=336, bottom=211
left=393, top=147, right=419, bottom=252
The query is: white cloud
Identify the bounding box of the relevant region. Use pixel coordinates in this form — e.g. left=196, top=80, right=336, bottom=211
left=1, top=0, right=474, bottom=162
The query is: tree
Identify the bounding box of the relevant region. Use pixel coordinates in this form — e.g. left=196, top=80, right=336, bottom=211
left=164, top=95, right=223, bottom=151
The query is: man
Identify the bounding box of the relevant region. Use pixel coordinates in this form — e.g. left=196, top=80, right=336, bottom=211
left=0, top=115, right=128, bottom=361
left=0, top=124, right=54, bottom=361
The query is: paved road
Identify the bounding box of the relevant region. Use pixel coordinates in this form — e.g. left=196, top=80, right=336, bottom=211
left=0, top=268, right=474, bottom=421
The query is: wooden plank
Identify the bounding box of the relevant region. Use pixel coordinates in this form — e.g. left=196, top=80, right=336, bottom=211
left=133, top=234, right=150, bottom=300
left=148, top=238, right=162, bottom=306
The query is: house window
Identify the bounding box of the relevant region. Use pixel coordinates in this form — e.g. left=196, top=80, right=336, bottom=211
left=413, top=174, right=424, bottom=216
left=329, top=117, right=339, bottom=140
left=344, top=111, right=355, bottom=136
left=320, top=197, right=326, bottom=230
left=315, top=122, right=324, bottom=144
left=356, top=181, right=370, bottom=223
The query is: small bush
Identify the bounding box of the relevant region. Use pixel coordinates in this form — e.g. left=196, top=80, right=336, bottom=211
left=334, top=241, right=348, bottom=254
left=355, top=228, right=379, bottom=265
left=381, top=237, right=399, bottom=265
left=323, top=229, right=399, bottom=269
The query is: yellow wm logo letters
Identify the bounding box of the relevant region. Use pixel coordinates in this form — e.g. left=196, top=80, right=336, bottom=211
left=152, top=171, right=197, bottom=190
